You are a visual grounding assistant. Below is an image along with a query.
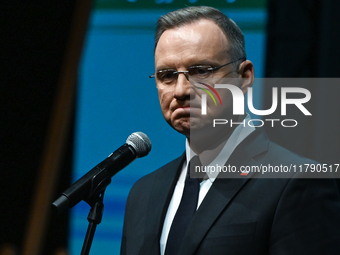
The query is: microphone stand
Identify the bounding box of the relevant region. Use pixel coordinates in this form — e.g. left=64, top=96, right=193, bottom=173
left=80, top=169, right=112, bottom=255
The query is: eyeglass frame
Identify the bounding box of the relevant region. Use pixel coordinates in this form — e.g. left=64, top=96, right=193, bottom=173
left=149, top=57, right=246, bottom=81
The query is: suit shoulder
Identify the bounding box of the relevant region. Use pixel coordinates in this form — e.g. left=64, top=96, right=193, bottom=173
left=128, top=153, right=184, bottom=196
left=265, top=140, right=317, bottom=164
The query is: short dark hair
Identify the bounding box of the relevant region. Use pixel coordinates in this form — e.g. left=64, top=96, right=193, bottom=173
left=154, top=6, right=246, bottom=62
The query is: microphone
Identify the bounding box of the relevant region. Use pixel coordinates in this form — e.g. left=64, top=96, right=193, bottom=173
left=52, top=132, right=151, bottom=214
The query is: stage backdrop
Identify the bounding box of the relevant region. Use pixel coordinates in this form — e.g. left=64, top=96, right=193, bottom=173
left=71, top=1, right=267, bottom=254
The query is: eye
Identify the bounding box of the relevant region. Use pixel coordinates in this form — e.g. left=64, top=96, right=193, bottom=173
left=189, top=66, right=211, bottom=78
left=157, top=70, right=176, bottom=84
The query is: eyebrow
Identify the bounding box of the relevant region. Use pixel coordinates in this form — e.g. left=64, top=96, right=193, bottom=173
left=156, top=60, right=222, bottom=72
left=193, top=60, right=221, bottom=67
left=155, top=66, right=176, bottom=72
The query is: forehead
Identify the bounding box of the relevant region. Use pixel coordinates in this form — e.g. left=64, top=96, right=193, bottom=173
left=155, top=19, right=230, bottom=67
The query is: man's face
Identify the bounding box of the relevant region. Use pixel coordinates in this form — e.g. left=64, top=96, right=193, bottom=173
left=154, top=19, right=251, bottom=140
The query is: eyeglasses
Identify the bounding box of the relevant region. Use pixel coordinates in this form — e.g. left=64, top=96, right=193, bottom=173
left=149, top=57, right=245, bottom=85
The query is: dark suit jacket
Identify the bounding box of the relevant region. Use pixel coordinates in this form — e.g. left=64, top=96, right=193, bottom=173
left=121, top=128, right=340, bottom=255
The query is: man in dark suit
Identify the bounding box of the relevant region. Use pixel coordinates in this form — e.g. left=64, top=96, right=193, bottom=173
left=121, top=6, right=340, bottom=255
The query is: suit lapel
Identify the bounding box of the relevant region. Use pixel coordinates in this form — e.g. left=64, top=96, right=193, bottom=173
left=140, top=154, right=186, bottom=254
left=178, top=128, right=270, bottom=255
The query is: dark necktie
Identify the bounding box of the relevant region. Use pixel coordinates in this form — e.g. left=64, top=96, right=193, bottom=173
left=165, top=156, right=202, bottom=255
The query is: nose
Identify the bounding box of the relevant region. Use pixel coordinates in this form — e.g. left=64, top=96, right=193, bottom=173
left=175, top=71, right=189, bottom=81
left=173, top=71, right=191, bottom=100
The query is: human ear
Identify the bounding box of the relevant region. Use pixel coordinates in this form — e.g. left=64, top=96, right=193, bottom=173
left=238, top=60, right=255, bottom=94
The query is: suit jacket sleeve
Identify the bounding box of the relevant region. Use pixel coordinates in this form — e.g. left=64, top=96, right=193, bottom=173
left=269, top=176, right=340, bottom=254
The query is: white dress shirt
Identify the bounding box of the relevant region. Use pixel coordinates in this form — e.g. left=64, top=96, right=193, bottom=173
left=160, top=115, right=255, bottom=255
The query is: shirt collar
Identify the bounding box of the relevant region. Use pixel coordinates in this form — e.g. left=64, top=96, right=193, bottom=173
left=185, top=114, right=255, bottom=182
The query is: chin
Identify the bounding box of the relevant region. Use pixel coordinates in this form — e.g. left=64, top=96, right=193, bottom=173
left=171, top=118, right=191, bottom=136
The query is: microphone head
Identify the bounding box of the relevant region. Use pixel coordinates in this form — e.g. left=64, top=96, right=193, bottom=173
left=126, top=132, right=151, bottom=157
